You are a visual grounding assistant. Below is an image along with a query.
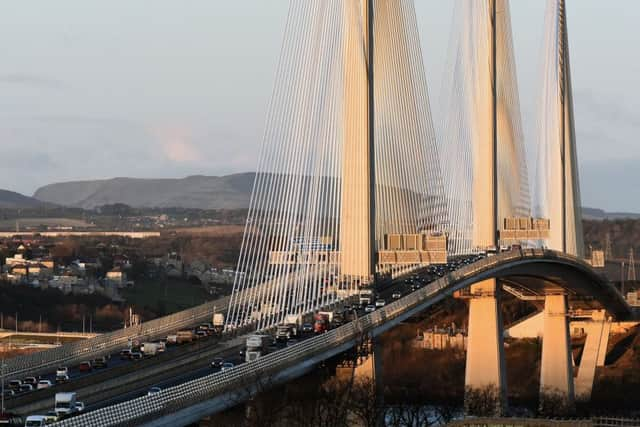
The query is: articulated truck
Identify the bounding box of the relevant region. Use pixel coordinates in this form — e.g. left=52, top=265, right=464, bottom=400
left=245, top=334, right=271, bottom=362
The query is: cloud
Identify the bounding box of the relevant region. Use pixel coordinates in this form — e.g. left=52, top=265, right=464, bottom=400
left=148, top=124, right=201, bottom=163
left=0, top=73, right=69, bottom=90
left=162, top=140, right=201, bottom=163
left=574, top=88, right=640, bottom=129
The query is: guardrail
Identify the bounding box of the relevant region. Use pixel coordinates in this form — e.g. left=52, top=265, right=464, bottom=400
left=53, top=250, right=630, bottom=426
left=3, top=296, right=230, bottom=381
left=54, top=249, right=611, bottom=427
left=446, top=416, right=640, bottom=427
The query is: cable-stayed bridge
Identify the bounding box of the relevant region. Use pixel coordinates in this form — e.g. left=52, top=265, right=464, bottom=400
left=3, top=1, right=636, bottom=425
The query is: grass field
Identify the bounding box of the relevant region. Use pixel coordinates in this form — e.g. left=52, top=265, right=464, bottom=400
left=122, top=277, right=215, bottom=314
left=0, top=217, right=95, bottom=230
left=166, top=225, right=244, bottom=236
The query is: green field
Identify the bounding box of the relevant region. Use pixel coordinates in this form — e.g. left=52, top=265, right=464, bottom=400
left=122, top=278, right=215, bottom=315
left=0, top=217, right=95, bottom=230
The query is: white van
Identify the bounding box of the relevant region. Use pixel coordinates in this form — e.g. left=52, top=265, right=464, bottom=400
left=24, top=415, right=55, bottom=426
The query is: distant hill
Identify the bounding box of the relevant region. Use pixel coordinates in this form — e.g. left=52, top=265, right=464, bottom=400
left=582, top=207, right=640, bottom=220
left=33, top=173, right=255, bottom=210
left=27, top=174, right=640, bottom=217
left=0, top=189, right=50, bottom=209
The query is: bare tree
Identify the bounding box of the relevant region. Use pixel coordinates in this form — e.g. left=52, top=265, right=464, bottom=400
left=538, top=386, right=575, bottom=417
left=464, top=385, right=503, bottom=417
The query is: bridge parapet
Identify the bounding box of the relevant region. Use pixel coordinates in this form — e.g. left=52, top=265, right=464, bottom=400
left=52, top=250, right=632, bottom=426
left=3, top=295, right=230, bottom=381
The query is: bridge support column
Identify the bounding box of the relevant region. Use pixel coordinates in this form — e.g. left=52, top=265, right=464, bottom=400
left=539, top=294, right=574, bottom=414
left=335, top=336, right=384, bottom=426
left=464, top=278, right=507, bottom=416
left=575, top=311, right=610, bottom=401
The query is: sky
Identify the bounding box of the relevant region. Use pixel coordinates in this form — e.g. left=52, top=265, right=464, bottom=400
left=1, top=1, right=639, bottom=211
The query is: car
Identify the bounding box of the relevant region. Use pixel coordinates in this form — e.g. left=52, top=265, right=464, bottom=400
left=23, top=377, right=38, bottom=386
left=92, top=357, right=108, bottom=369
left=301, top=323, right=314, bottom=334
left=195, top=330, right=208, bottom=339
left=79, top=361, right=92, bottom=372
left=24, top=415, right=51, bottom=426
left=220, top=362, right=235, bottom=372
left=130, top=352, right=143, bottom=360
left=375, top=299, right=386, bottom=308
left=120, top=349, right=132, bottom=360
left=56, top=367, right=68, bottom=377
left=364, top=304, right=376, bottom=313
left=37, top=380, right=53, bottom=390
left=211, top=358, right=224, bottom=369
left=45, top=411, right=59, bottom=421
left=1, top=389, right=15, bottom=398
left=392, top=292, right=402, bottom=299
left=8, top=380, right=22, bottom=390
left=19, top=384, right=34, bottom=393
left=147, top=387, right=162, bottom=397
left=75, top=401, right=85, bottom=412
left=55, top=375, right=69, bottom=384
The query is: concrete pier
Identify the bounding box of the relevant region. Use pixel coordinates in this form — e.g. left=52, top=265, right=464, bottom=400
left=464, top=278, right=507, bottom=415
left=539, top=294, right=574, bottom=412
left=575, top=312, right=610, bottom=400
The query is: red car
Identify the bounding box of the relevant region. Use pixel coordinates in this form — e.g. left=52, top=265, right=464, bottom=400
left=79, top=361, right=92, bottom=372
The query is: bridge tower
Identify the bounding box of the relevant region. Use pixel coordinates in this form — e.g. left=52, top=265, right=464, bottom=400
left=537, top=0, right=584, bottom=257
left=465, top=0, right=507, bottom=415
left=340, top=0, right=375, bottom=285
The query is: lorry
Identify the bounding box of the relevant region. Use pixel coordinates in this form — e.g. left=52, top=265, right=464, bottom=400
left=176, top=330, right=195, bottom=344
left=275, top=315, right=300, bottom=341
left=245, top=334, right=271, bottom=363
left=55, top=392, right=77, bottom=417
left=359, top=289, right=375, bottom=306
left=213, top=313, right=225, bottom=333
left=313, top=312, right=331, bottom=334
left=141, top=342, right=159, bottom=356
left=166, top=334, right=178, bottom=345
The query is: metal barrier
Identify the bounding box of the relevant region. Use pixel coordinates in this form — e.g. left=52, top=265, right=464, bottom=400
left=4, top=295, right=230, bottom=380
left=447, top=417, right=640, bottom=427
left=53, top=250, right=630, bottom=426
left=592, top=418, right=640, bottom=427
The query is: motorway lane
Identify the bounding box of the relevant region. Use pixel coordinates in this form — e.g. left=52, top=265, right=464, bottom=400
left=16, top=257, right=479, bottom=418
left=76, top=259, right=479, bottom=415
left=4, top=332, right=209, bottom=404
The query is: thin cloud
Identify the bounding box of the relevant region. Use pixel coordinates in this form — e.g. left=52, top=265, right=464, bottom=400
left=0, top=73, right=70, bottom=90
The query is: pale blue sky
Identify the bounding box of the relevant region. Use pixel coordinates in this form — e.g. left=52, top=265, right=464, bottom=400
left=1, top=1, right=639, bottom=211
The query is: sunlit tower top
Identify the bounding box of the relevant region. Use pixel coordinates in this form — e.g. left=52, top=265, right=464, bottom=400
left=535, top=0, right=584, bottom=257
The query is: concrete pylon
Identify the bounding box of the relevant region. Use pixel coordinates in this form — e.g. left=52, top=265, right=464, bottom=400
left=539, top=294, right=575, bottom=413
left=339, top=0, right=375, bottom=284
left=335, top=337, right=384, bottom=426
left=464, top=278, right=507, bottom=415
left=575, top=311, right=610, bottom=401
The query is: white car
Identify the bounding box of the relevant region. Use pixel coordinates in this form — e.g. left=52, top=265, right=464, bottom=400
left=147, top=387, right=162, bottom=396
left=364, top=304, right=376, bottom=313
left=392, top=292, right=402, bottom=299
left=75, top=401, right=85, bottom=412
left=24, top=415, right=53, bottom=427
left=221, top=362, right=235, bottom=372
left=37, top=379, right=52, bottom=390
left=56, top=367, right=68, bottom=377
left=375, top=299, right=386, bottom=308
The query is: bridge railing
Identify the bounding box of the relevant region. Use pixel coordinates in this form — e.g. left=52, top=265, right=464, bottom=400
left=54, top=250, right=546, bottom=426
left=4, top=296, right=230, bottom=381
left=54, top=249, right=625, bottom=426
